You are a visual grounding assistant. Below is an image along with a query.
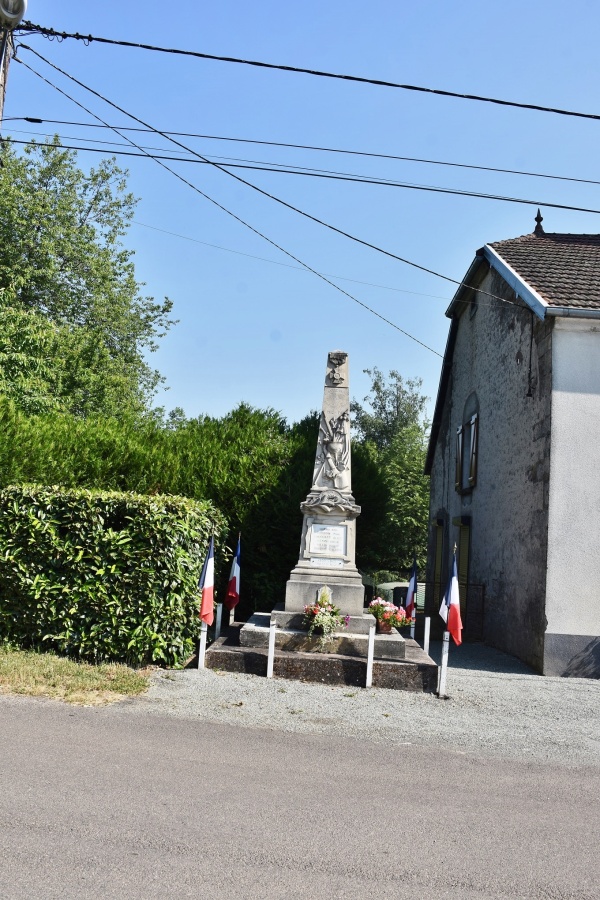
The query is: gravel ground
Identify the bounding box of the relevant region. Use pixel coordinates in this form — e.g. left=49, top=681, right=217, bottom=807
left=117, top=641, right=600, bottom=768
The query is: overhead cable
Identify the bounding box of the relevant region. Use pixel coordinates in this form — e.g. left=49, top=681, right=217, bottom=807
left=15, top=43, right=522, bottom=310
left=7, top=134, right=600, bottom=218
left=14, top=51, right=444, bottom=357
left=16, top=21, right=600, bottom=124
left=6, top=116, right=600, bottom=189
left=132, top=220, right=451, bottom=301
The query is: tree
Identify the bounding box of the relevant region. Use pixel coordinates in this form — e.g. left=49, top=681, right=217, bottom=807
left=351, top=368, right=427, bottom=449
left=351, top=368, right=430, bottom=576
left=0, top=139, right=174, bottom=417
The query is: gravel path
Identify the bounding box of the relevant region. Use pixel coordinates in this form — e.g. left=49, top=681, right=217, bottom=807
left=119, top=642, right=600, bottom=768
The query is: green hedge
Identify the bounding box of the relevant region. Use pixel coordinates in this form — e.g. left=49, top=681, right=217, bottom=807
left=0, top=486, right=227, bottom=665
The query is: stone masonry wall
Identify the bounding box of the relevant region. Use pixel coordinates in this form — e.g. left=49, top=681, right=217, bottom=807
left=427, top=267, right=552, bottom=671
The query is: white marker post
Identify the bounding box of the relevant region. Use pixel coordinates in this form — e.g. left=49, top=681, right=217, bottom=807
left=437, top=630, right=450, bottom=697
left=423, top=617, right=431, bottom=656
left=198, top=621, right=208, bottom=669
left=365, top=621, right=375, bottom=688
left=214, top=603, right=223, bottom=641
left=229, top=607, right=235, bottom=627
left=266, top=618, right=277, bottom=678
left=410, top=615, right=416, bottom=641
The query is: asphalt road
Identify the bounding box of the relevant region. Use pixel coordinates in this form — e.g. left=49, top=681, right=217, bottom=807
left=1, top=692, right=598, bottom=899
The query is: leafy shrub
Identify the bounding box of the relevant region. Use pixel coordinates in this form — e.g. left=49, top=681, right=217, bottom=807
left=0, top=399, right=392, bottom=614
left=0, top=485, right=226, bottom=665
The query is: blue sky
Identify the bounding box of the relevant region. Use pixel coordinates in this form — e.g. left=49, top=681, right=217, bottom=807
left=5, top=0, right=600, bottom=423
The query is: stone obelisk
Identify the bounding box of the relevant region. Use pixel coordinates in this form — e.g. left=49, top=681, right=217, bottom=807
left=284, top=351, right=365, bottom=616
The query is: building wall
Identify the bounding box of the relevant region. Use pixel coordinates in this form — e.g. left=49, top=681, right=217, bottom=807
left=427, top=267, right=552, bottom=670
left=544, top=318, right=600, bottom=676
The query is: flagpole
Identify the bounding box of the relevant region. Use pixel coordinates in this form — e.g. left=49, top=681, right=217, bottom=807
left=423, top=616, right=431, bottom=656
left=215, top=603, right=223, bottom=641
left=198, top=534, right=215, bottom=667
left=266, top=617, right=277, bottom=678
left=437, top=630, right=450, bottom=697
left=365, top=621, right=375, bottom=688
left=198, top=622, right=208, bottom=669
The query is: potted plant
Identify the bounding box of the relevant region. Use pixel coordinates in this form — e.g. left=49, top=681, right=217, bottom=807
left=303, top=586, right=350, bottom=650
left=368, top=597, right=411, bottom=634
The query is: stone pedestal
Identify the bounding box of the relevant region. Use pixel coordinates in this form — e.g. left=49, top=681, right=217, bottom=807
left=284, top=351, right=365, bottom=616
left=239, top=607, right=406, bottom=660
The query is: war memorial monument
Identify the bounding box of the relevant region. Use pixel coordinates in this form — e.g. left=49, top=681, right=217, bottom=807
left=205, top=351, right=437, bottom=691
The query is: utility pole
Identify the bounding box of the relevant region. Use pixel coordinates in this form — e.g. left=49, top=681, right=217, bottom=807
left=0, top=1, right=28, bottom=124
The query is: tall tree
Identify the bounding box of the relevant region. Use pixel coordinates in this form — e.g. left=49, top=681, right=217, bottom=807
left=351, top=368, right=427, bottom=449
left=351, top=368, right=430, bottom=576
left=0, top=138, right=174, bottom=417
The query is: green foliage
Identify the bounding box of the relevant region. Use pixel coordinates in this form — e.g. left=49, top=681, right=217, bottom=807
left=352, top=369, right=430, bottom=577
left=0, top=399, right=318, bottom=613
left=0, top=139, right=174, bottom=418
left=0, top=299, right=62, bottom=415
left=351, top=367, right=427, bottom=449
left=0, top=485, right=226, bottom=666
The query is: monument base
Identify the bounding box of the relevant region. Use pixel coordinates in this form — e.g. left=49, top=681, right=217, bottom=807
left=284, top=565, right=365, bottom=617
left=203, top=623, right=438, bottom=692
left=240, top=608, right=406, bottom=660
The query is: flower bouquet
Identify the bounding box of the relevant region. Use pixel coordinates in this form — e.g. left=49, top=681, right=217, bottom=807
left=368, top=597, right=411, bottom=633
left=303, top=586, right=349, bottom=650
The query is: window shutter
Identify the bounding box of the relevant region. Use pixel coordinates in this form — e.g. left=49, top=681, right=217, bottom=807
left=455, top=425, right=463, bottom=491
left=433, top=524, right=444, bottom=601
left=458, top=524, right=470, bottom=617
left=468, top=414, right=478, bottom=486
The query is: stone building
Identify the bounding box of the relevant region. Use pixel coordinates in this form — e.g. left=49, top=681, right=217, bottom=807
left=425, top=213, right=600, bottom=677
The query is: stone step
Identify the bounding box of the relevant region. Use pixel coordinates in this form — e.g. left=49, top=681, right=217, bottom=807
left=239, top=611, right=406, bottom=660
left=204, top=625, right=438, bottom=692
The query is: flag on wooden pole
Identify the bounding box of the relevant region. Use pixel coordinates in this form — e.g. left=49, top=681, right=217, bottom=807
left=405, top=556, right=418, bottom=624
left=439, top=552, right=463, bottom=646
left=224, top=535, right=241, bottom=611
left=199, top=536, right=215, bottom=626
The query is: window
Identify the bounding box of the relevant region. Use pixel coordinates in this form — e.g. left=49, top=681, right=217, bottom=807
left=455, top=413, right=478, bottom=493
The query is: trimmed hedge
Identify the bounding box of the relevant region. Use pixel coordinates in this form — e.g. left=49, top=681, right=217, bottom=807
left=0, top=486, right=227, bottom=665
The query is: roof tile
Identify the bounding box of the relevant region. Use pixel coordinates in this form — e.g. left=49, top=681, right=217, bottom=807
left=488, top=232, right=600, bottom=309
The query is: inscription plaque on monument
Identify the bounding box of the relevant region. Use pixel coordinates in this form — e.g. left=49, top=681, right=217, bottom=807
left=310, top=557, right=344, bottom=568
left=309, top=524, right=347, bottom=556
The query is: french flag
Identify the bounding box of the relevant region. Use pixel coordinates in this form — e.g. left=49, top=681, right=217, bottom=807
left=439, top=553, right=463, bottom=646
left=405, top=557, right=418, bottom=619
left=225, top=535, right=241, bottom=611
left=199, top=536, right=215, bottom=626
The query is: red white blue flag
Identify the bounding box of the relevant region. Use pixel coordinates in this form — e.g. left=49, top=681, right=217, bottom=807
left=225, top=535, right=241, bottom=611
left=439, top=553, right=463, bottom=646
left=199, top=536, right=215, bottom=626
left=405, top=557, right=418, bottom=619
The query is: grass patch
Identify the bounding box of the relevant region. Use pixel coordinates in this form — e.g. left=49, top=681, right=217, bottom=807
left=0, top=645, right=149, bottom=706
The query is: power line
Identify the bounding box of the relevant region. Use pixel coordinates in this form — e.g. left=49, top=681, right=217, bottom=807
left=13, top=45, right=524, bottom=317
left=8, top=134, right=600, bottom=219
left=17, top=21, right=600, bottom=125
left=14, top=51, right=444, bottom=357
left=7, top=116, right=600, bottom=190
left=131, top=220, right=451, bottom=300
left=10, top=45, right=541, bottom=297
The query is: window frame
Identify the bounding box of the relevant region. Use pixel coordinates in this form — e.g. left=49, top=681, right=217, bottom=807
left=455, top=412, right=478, bottom=494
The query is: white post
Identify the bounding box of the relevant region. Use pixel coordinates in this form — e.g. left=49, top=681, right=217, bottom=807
left=437, top=630, right=450, bottom=697
left=198, top=621, right=208, bottom=669
left=365, top=622, right=375, bottom=688
left=266, top=618, right=277, bottom=678
left=410, top=616, right=416, bottom=641
left=423, top=617, right=431, bottom=656
left=215, top=603, right=223, bottom=641
left=229, top=607, right=235, bottom=627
